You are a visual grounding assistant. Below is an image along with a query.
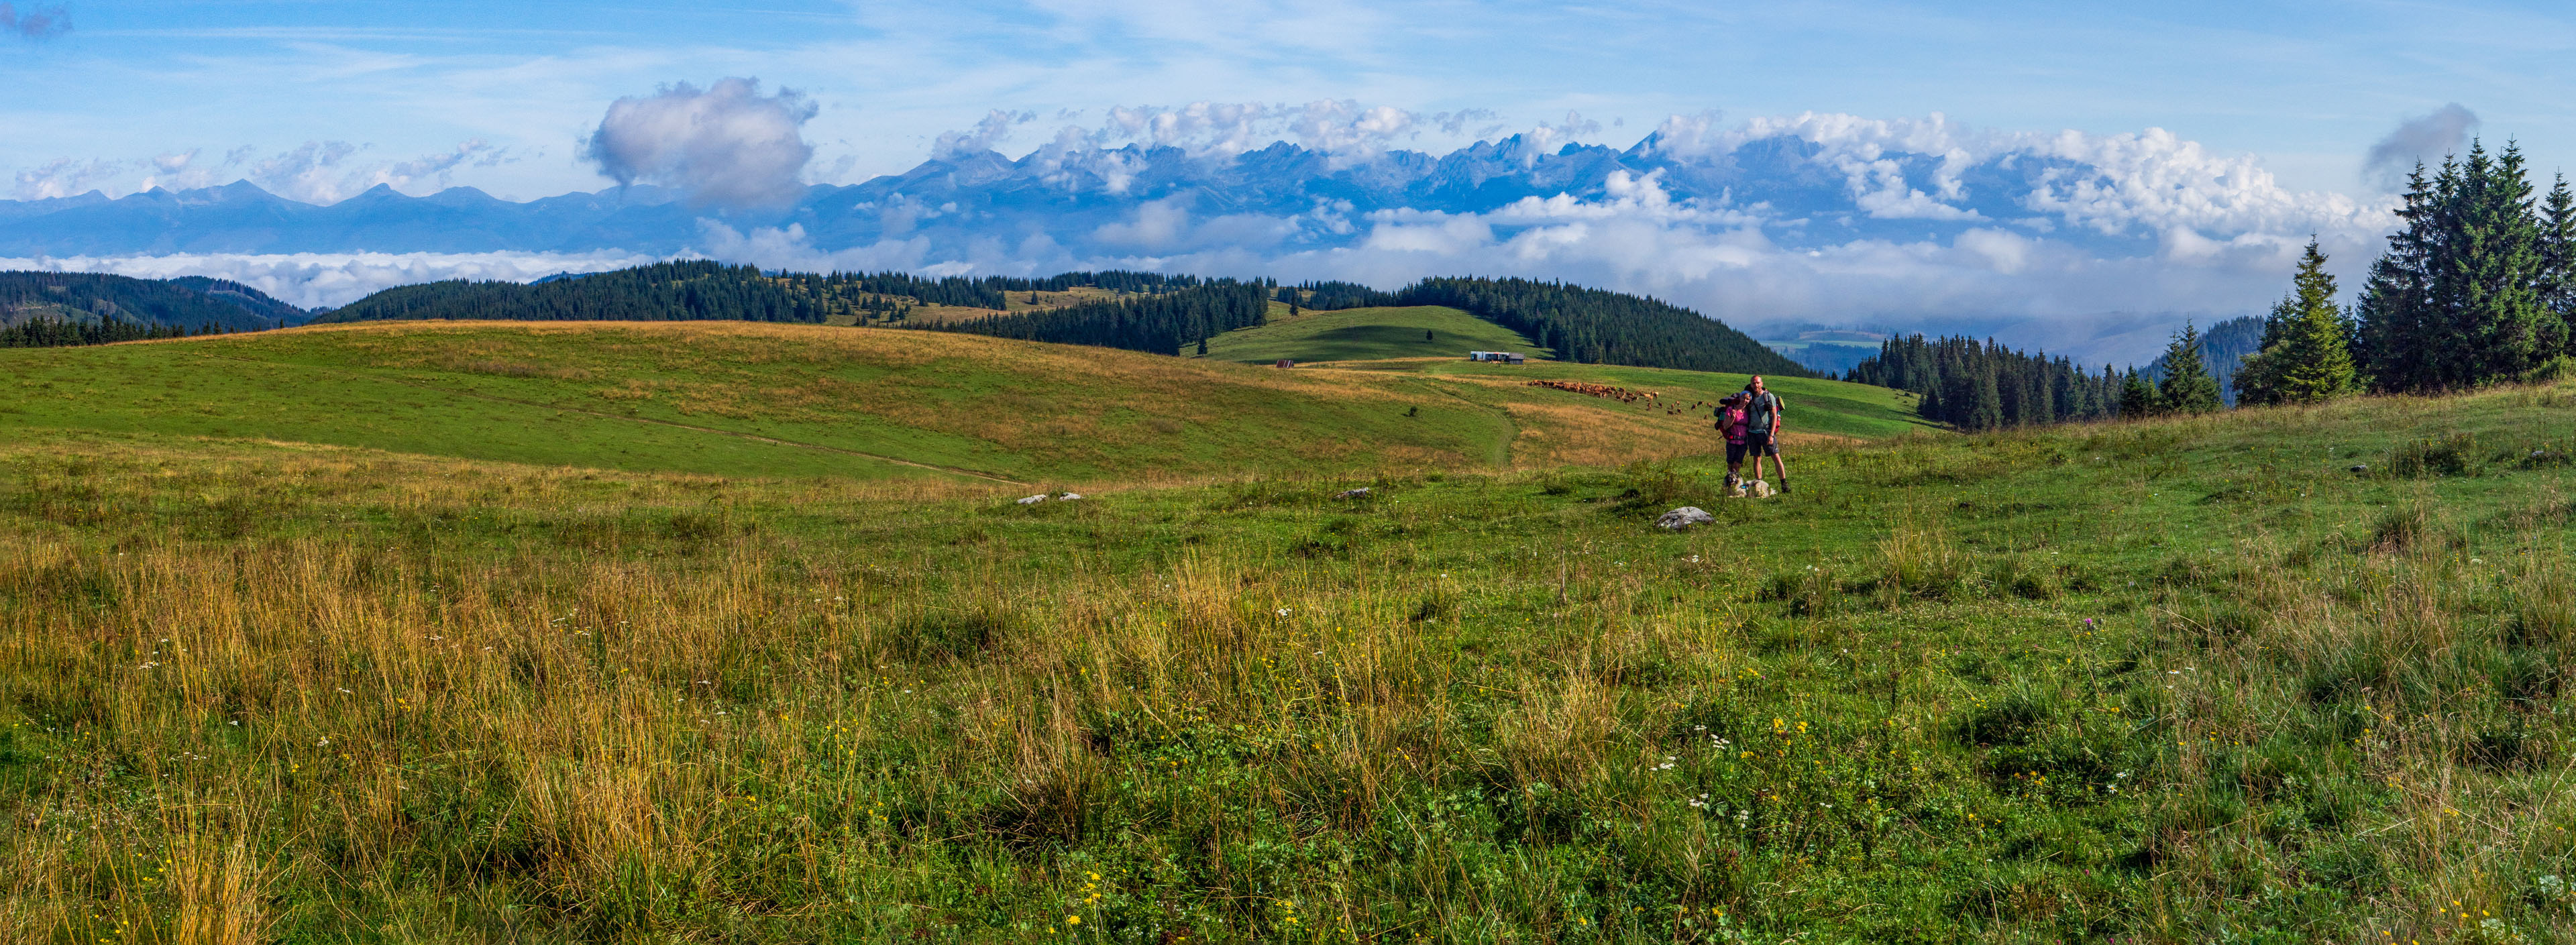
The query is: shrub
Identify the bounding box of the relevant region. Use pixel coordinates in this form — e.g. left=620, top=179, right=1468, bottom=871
left=2382, top=433, right=2477, bottom=478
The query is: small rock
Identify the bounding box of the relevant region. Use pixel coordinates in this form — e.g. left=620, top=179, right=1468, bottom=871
left=1055, top=492, right=1084, bottom=501
left=1016, top=494, right=1047, bottom=505
left=1656, top=506, right=1715, bottom=530
left=1336, top=487, right=1373, bottom=499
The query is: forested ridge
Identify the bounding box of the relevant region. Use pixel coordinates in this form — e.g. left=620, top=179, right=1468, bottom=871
left=0, top=271, right=303, bottom=333
left=312, top=263, right=1218, bottom=325
left=1396, top=278, right=1810, bottom=376
left=913, top=280, right=1275, bottom=355
left=311, top=264, right=1811, bottom=376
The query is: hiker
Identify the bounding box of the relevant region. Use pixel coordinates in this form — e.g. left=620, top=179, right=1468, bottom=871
left=1743, top=375, right=1788, bottom=494
left=1714, top=392, right=1753, bottom=490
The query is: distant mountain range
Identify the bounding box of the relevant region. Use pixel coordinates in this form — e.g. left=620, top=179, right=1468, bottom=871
left=0, top=131, right=2155, bottom=261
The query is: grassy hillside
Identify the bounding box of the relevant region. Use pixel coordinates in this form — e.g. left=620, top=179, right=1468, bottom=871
left=3, top=382, right=2571, bottom=941
left=0, top=321, right=1923, bottom=484
left=1203, top=304, right=1550, bottom=364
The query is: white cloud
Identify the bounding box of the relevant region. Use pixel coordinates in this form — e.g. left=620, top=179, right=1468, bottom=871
left=583, top=77, right=817, bottom=209
left=10, top=140, right=513, bottom=203
left=11, top=157, right=127, bottom=200
left=932, top=109, right=1035, bottom=159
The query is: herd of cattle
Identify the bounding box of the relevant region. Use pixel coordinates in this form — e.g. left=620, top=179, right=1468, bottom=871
left=1525, top=379, right=1659, bottom=404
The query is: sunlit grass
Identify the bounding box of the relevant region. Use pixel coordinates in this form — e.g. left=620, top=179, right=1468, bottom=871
left=1, top=381, right=2573, bottom=942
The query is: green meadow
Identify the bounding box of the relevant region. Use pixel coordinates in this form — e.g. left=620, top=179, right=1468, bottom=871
left=0, top=321, right=1921, bottom=486
left=2, top=326, right=2572, bottom=941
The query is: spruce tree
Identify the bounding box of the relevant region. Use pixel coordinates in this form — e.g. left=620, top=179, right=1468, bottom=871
left=2452, top=142, right=2551, bottom=381
left=2537, top=172, right=2576, bottom=359
left=2118, top=370, right=2158, bottom=418
left=2357, top=163, right=2440, bottom=392
left=2155, top=323, right=2224, bottom=414
left=2239, top=241, right=2359, bottom=405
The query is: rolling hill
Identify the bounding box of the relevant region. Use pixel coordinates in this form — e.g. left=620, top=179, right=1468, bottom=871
left=0, top=321, right=1926, bottom=485
left=1203, top=304, right=1548, bottom=364
left=0, top=270, right=305, bottom=332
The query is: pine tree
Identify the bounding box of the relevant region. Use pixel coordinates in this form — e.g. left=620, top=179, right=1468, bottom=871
left=2155, top=323, right=2224, bottom=413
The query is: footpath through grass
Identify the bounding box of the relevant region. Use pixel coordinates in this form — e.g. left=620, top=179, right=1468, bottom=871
left=3, top=384, right=2573, bottom=942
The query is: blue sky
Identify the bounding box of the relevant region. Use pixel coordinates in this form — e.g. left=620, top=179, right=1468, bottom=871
left=9, top=1, right=2575, bottom=201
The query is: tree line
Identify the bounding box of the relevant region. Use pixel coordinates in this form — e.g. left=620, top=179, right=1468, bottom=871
left=301, top=262, right=1814, bottom=378
left=1, top=270, right=301, bottom=333
left=1397, top=277, right=1809, bottom=376
left=2137, top=141, right=2576, bottom=412
left=1275, top=281, right=1397, bottom=313
left=2347, top=141, right=2576, bottom=393
left=1843, top=336, right=2126, bottom=430
left=0, top=316, right=235, bottom=349
left=313, top=263, right=1237, bottom=325
left=913, top=280, right=1275, bottom=355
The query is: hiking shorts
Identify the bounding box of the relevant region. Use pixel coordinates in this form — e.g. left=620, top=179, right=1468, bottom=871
left=1726, top=440, right=1748, bottom=465
left=1742, top=429, right=1778, bottom=457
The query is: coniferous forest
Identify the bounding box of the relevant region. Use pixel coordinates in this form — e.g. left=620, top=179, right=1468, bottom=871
left=0, top=316, right=213, bottom=349
left=912, top=280, right=1276, bottom=355
left=2355, top=141, right=2576, bottom=392
left=0, top=270, right=302, bottom=333
left=1395, top=277, right=1809, bottom=376
left=311, top=263, right=1218, bottom=325
left=1843, top=336, right=2125, bottom=430
left=1277, top=280, right=1399, bottom=311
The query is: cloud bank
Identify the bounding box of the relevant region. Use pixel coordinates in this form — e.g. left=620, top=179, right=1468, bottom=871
left=583, top=78, right=815, bottom=209
left=9, top=140, right=511, bottom=203
left=1, top=250, right=656, bottom=310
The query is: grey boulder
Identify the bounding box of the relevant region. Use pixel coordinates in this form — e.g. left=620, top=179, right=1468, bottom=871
left=1656, top=506, right=1716, bottom=530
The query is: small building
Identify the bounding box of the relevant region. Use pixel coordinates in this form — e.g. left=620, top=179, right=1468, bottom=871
left=1467, top=351, right=1526, bottom=364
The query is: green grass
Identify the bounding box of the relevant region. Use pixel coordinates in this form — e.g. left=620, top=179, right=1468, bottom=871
left=1203, top=305, right=1548, bottom=364
left=0, top=322, right=1929, bottom=485
left=5, top=381, right=2575, bottom=941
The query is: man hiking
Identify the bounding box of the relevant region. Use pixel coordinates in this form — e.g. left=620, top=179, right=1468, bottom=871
left=1742, top=375, right=1788, bottom=494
